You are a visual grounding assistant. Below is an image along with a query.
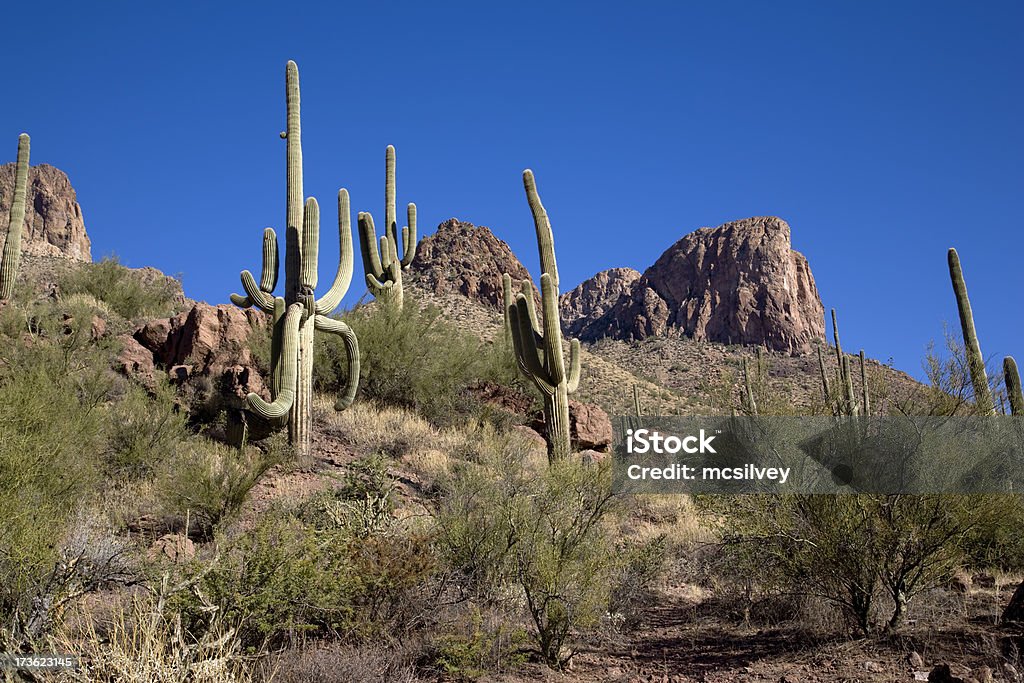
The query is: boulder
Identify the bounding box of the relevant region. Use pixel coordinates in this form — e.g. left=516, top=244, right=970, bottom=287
left=531, top=399, right=612, bottom=452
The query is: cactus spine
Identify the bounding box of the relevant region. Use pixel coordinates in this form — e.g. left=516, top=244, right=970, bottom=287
left=357, top=145, right=417, bottom=310
left=947, top=248, right=994, bottom=414
left=503, top=170, right=581, bottom=463
left=230, top=61, right=360, bottom=458
left=0, top=134, right=30, bottom=301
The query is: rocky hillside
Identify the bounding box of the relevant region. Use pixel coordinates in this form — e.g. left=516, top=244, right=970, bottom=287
left=564, top=216, right=824, bottom=354
left=406, top=217, right=531, bottom=308
left=0, top=162, right=91, bottom=261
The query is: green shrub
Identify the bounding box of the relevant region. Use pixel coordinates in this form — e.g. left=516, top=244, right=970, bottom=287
left=316, top=299, right=515, bottom=426
left=60, top=255, right=180, bottom=321
left=178, top=508, right=435, bottom=648
left=105, top=379, right=188, bottom=478
left=156, top=440, right=279, bottom=537
left=435, top=453, right=625, bottom=669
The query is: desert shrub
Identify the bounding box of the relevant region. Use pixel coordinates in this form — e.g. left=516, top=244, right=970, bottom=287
left=426, top=605, right=530, bottom=679
left=156, top=440, right=279, bottom=537
left=434, top=452, right=630, bottom=669
left=316, top=299, right=513, bottom=426
left=0, top=311, right=113, bottom=647
left=60, top=255, right=180, bottom=321
left=104, top=379, right=188, bottom=478
left=300, top=454, right=396, bottom=538
left=178, top=505, right=435, bottom=649
left=701, top=492, right=1012, bottom=634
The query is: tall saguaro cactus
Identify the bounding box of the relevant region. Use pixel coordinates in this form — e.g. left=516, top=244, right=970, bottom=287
left=0, top=134, right=30, bottom=301
left=947, top=248, right=995, bottom=414
left=503, top=170, right=581, bottom=463
left=357, top=145, right=417, bottom=309
left=230, top=61, right=360, bottom=458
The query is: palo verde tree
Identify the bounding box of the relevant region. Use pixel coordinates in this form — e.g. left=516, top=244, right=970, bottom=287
left=230, top=61, right=359, bottom=459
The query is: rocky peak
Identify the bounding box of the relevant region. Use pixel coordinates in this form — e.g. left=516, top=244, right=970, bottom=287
left=0, top=162, right=91, bottom=261
left=560, top=267, right=642, bottom=337
left=569, top=217, right=825, bottom=354
left=406, top=218, right=532, bottom=308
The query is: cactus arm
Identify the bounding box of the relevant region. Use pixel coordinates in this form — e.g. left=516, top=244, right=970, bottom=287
left=1004, top=357, right=1024, bottom=416
left=0, top=133, right=30, bottom=301
left=300, top=197, right=320, bottom=291
left=565, top=339, right=581, bottom=393
left=518, top=279, right=541, bottom=337
left=948, top=248, right=995, bottom=414
left=246, top=302, right=302, bottom=422
left=502, top=273, right=514, bottom=345
left=401, top=202, right=417, bottom=268
left=831, top=308, right=844, bottom=385
left=523, top=169, right=559, bottom=287
left=539, top=273, right=566, bottom=385
left=269, top=297, right=286, bottom=397
left=506, top=303, right=532, bottom=378
left=233, top=270, right=276, bottom=312
left=511, top=297, right=554, bottom=393
left=380, top=235, right=394, bottom=269
left=260, top=228, right=279, bottom=292
left=314, top=314, right=360, bottom=410
left=315, top=189, right=354, bottom=315
left=358, top=212, right=385, bottom=280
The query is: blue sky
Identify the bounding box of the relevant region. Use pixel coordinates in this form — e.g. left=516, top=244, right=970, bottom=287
left=2, top=1, right=1021, bottom=379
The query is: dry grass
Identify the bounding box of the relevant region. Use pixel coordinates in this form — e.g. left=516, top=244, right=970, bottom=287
left=52, top=590, right=261, bottom=683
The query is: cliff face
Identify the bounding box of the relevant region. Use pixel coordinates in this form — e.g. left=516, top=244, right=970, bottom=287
left=564, top=217, right=825, bottom=354
left=0, top=162, right=91, bottom=261
left=560, top=267, right=642, bottom=337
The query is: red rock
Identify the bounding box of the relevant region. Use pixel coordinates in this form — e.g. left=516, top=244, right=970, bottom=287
left=561, top=267, right=641, bottom=336
left=147, top=533, right=195, bottom=564
left=407, top=218, right=533, bottom=308
left=0, top=162, right=91, bottom=261
left=567, top=217, right=825, bottom=354
left=531, top=399, right=613, bottom=452
left=115, top=334, right=156, bottom=382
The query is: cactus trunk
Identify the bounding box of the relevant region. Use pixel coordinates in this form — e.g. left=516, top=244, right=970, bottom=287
left=545, top=385, right=572, bottom=462
left=1, top=134, right=30, bottom=301
left=947, top=248, right=994, bottom=414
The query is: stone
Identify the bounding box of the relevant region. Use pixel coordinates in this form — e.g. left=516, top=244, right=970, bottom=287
left=909, top=652, right=925, bottom=669
left=147, top=533, right=195, bottom=564
left=90, top=315, right=106, bottom=340
left=406, top=218, right=533, bottom=308
left=928, top=664, right=965, bottom=683
left=0, top=162, right=91, bottom=261
left=115, top=334, right=156, bottom=383
left=568, top=217, right=825, bottom=354
left=531, top=399, right=613, bottom=452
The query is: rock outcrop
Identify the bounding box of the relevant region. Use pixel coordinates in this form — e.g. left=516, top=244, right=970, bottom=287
left=0, top=163, right=91, bottom=261
left=560, top=267, right=641, bottom=337
left=568, top=217, right=824, bottom=354
left=128, top=303, right=268, bottom=401
left=407, top=218, right=531, bottom=308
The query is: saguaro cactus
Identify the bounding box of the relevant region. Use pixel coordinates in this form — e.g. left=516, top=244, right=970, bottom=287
left=357, top=145, right=417, bottom=310
left=230, top=61, right=360, bottom=458
left=0, top=133, right=30, bottom=301
left=503, top=170, right=581, bottom=463
left=1004, top=357, right=1023, bottom=416
left=947, top=248, right=995, bottom=414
